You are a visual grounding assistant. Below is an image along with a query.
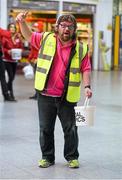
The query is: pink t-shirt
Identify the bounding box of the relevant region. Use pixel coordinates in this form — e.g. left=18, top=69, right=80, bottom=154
left=31, top=32, right=91, bottom=97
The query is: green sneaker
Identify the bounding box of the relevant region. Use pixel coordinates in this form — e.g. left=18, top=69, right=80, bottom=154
left=68, top=159, right=79, bottom=168
left=38, top=159, right=54, bottom=168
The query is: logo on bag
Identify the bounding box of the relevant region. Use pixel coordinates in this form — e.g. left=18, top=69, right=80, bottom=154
left=75, top=112, right=85, bottom=122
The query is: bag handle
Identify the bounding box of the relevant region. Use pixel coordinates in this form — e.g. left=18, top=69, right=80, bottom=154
left=84, top=97, right=90, bottom=107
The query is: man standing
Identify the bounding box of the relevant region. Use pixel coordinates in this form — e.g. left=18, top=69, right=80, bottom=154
left=16, top=12, right=92, bottom=168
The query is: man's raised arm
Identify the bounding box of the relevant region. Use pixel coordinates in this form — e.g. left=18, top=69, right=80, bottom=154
left=16, top=11, right=32, bottom=42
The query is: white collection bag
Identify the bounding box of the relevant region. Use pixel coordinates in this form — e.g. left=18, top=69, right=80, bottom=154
left=23, top=64, right=34, bottom=80
left=74, top=97, right=95, bottom=126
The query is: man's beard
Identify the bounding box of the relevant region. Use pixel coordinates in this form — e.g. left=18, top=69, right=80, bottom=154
left=60, top=33, right=72, bottom=42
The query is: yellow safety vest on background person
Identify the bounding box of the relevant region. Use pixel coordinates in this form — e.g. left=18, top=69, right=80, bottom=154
left=35, top=32, right=88, bottom=103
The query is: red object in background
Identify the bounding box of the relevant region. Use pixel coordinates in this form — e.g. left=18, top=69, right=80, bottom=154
left=1, top=32, right=23, bottom=62
left=28, top=45, right=39, bottom=63
left=32, top=21, right=44, bottom=32
left=0, top=28, right=11, bottom=40
left=28, top=21, right=43, bottom=62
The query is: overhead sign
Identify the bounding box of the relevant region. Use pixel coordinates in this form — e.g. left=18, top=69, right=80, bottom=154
left=8, top=0, right=59, bottom=11
left=63, top=2, right=96, bottom=14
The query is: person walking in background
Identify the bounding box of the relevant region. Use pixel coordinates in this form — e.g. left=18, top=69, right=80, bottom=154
left=98, top=31, right=111, bottom=71
left=16, top=12, right=92, bottom=168
left=1, top=23, right=23, bottom=101
left=27, top=44, right=38, bottom=100
left=0, top=42, right=13, bottom=101
left=28, top=22, right=43, bottom=100
left=0, top=28, right=15, bottom=102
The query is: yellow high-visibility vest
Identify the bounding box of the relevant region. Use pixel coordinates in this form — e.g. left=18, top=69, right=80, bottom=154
left=35, top=32, right=88, bottom=103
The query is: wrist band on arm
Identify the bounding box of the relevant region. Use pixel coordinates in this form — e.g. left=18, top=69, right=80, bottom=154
left=84, top=85, right=91, bottom=89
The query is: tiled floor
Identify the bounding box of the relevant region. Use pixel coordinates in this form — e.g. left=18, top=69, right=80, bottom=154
left=0, top=70, right=122, bottom=179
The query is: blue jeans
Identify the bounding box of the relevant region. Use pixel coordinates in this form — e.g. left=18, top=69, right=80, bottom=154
left=37, top=93, right=79, bottom=163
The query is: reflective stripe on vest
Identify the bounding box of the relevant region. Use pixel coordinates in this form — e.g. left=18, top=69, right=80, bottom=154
left=35, top=32, right=88, bottom=103
left=66, top=41, right=87, bottom=102
left=35, top=32, right=56, bottom=90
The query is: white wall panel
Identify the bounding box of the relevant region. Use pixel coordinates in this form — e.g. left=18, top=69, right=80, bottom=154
left=0, top=0, right=7, bottom=28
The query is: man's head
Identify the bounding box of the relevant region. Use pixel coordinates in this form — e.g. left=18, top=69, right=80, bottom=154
left=56, top=14, right=77, bottom=43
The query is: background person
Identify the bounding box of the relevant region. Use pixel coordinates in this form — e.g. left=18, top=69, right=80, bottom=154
left=28, top=21, right=43, bottom=100
left=0, top=28, right=15, bottom=101
left=16, top=12, right=92, bottom=168
left=0, top=42, right=13, bottom=101
left=1, top=23, right=23, bottom=101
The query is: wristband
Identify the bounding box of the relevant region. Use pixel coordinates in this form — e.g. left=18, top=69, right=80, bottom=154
left=84, top=85, right=91, bottom=89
